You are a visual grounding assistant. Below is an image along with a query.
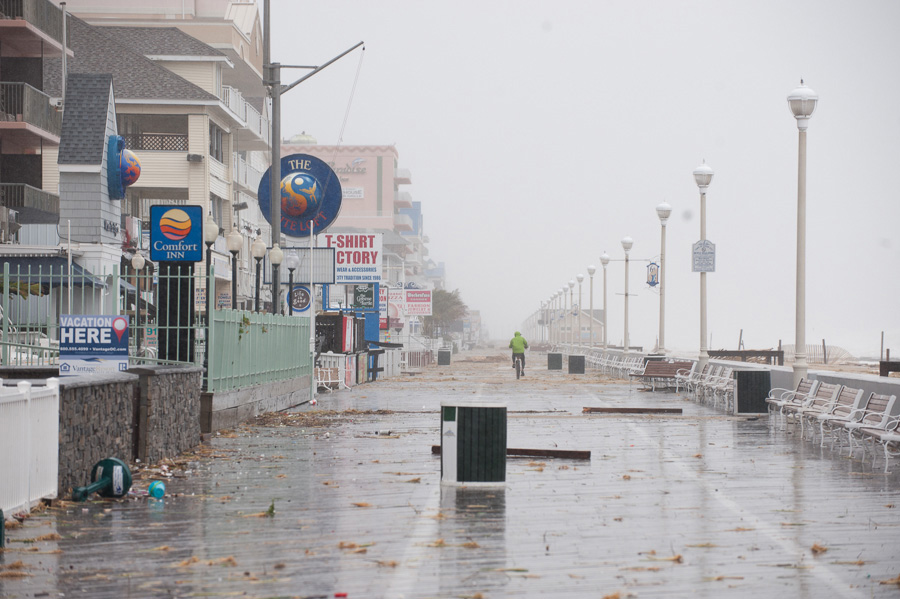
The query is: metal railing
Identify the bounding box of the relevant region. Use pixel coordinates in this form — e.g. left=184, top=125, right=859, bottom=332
left=0, top=0, right=64, bottom=46
left=208, top=307, right=310, bottom=393
left=1, top=260, right=312, bottom=395
left=0, top=379, right=59, bottom=516
left=0, top=82, right=62, bottom=137
left=120, top=133, right=188, bottom=151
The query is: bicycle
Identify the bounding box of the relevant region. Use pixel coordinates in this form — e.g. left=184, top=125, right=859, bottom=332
left=513, top=353, right=524, bottom=379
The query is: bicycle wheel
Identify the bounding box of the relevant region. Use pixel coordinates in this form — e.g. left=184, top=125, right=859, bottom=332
left=515, top=358, right=521, bottom=379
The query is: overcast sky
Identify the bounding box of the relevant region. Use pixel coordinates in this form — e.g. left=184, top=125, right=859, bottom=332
left=271, top=0, right=900, bottom=358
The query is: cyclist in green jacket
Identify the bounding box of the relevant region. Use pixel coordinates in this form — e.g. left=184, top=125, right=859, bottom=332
left=509, top=331, right=529, bottom=375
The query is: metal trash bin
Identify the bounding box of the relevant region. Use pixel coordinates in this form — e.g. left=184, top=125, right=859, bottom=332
left=733, top=370, right=771, bottom=414
left=441, top=402, right=507, bottom=485
left=548, top=352, right=563, bottom=370
left=438, top=349, right=451, bottom=366
left=568, top=354, right=585, bottom=374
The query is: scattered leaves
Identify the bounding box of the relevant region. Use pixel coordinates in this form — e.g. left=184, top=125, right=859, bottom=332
left=878, top=574, right=900, bottom=585
left=833, top=560, right=866, bottom=566
left=352, top=502, right=371, bottom=508
left=377, top=560, right=399, bottom=568
left=602, top=592, right=622, bottom=599
left=461, top=541, right=480, bottom=549
left=686, top=543, right=718, bottom=548
left=622, top=475, right=631, bottom=480
left=729, top=527, right=755, bottom=532
left=427, top=539, right=446, bottom=547
left=0, top=571, right=32, bottom=579
left=405, top=478, right=421, bottom=484
left=693, top=454, right=703, bottom=458
left=35, top=533, right=61, bottom=542
left=810, top=543, right=828, bottom=555
left=704, top=576, right=745, bottom=581
left=151, top=545, right=171, bottom=552
left=177, top=556, right=200, bottom=568
left=209, top=556, right=237, bottom=567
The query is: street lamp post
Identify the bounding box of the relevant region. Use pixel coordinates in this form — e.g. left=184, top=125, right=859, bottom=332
left=567, top=280, right=575, bottom=346
left=576, top=274, right=584, bottom=348
left=600, top=253, right=609, bottom=348
left=554, top=291, right=561, bottom=345
left=226, top=228, right=243, bottom=309
left=621, top=237, right=633, bottom=353
left=693, top=161, right=714, bottom=370
left=251, top=237, right=267, bottom=312
left=269, top=244, right=284, bottom=314
left=204, top=214, right=219, bottom=324
left=656, top=202, right=672, bottom=354
left=131, top=252, right=145, bottom=356
left=587, top=265, right=596, bottom=348
left=285, top=251, right=300, bottom=315
left=788, top=80, right=818, bottom=387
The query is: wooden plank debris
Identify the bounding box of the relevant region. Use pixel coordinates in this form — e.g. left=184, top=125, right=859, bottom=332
left=431, top=445, right=590, bottom=460
left=582, top=407, right=683, bottom=414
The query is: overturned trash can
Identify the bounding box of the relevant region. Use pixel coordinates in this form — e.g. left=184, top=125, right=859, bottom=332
left=548, top=352, right=563, bottom=370
left=438, top=348, right=452, bottom=366
left=441, top=401, right=506, bottom=485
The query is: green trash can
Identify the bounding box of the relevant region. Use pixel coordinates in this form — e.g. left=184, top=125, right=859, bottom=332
left=441, top=402, right=507, bottom=485
left=568, top=354, right=586, bottom=374
left=548, top=352, right=563, bottom=370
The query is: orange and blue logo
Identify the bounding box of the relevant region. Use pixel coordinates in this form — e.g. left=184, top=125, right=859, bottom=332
left=159, top=208, right=192, bottom=241
left=150, top=205, right=202, bottom=262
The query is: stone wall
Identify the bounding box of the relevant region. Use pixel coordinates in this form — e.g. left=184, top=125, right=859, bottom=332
left=55, top=366, right=203, bottom=497
left=57, top=373, right=138, bottom=496
left=129, top=365, right=203, bottom=463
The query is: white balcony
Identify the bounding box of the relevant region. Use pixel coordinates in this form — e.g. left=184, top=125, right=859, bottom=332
left=232, top=153, right=263, bottom=194
left=393, top=213, right=413, bottom=232
left=395, top=191, right=413, bottom=208
left=220, top=85, right=270, bottom=150
left=394, top=167, right=412, bottom=185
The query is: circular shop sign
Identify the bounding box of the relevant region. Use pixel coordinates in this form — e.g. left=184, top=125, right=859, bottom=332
left=286, top=285, right=312, bottom=314
left=258, top=153, right=342, bottom=238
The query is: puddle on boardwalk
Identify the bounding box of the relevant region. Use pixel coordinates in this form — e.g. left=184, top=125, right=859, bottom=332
left=3, top=351, right=899, bottom=598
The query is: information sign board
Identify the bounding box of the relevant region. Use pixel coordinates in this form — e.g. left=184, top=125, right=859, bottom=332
left=321, top=233, right=383, bottom=284
left=149, top=205, right=203, bottom=262
left=692, top=240, right=716, bottom=273
left=59, top=315, right=129, bottom=376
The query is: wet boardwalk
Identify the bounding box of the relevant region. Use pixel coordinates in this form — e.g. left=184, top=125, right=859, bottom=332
left=3, top=351, right=900, bottom=598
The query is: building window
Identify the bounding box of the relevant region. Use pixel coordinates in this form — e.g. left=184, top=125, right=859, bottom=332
left=209, top=123, right=224, bottom=162
left=210, top=194, right=226, bottom=229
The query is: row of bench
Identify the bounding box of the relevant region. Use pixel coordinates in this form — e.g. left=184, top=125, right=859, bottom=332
left=674, top=363, right=736, bottom=411
left=766, top=379, right=899, bottom=471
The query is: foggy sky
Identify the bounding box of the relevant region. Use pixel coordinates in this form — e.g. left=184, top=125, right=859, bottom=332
left=271, top=0, right=900, bottom=357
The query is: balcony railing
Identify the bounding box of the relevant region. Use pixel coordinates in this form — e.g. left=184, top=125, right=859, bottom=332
left=120, top=133, right=188, bottom=152
left=393, top=212, right=413, bottom=232
left=0, top=0, right=64, bottom=46
left=221, top=85, right=269, bottom=145
left=232, top=153, right=263, bottom=192
left=0, top=183, right=59, bottom=224
left=0, top=82, right=61, bottom=138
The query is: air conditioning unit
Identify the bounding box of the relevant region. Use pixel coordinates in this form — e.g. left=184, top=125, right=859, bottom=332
left=186, top=153, right=204, bottom=162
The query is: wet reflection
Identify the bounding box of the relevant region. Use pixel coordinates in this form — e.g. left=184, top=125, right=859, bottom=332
left=439, top=485, right=507, bottom=596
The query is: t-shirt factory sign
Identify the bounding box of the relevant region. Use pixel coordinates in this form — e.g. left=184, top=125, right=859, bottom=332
left=321, top=233, right=383, bottom=284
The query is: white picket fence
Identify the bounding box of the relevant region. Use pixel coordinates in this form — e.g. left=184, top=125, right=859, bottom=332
left=0, top=379, right=59, bottom=516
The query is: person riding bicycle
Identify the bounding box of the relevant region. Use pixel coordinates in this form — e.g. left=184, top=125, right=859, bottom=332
left=509, top=331, right=529, bottom=375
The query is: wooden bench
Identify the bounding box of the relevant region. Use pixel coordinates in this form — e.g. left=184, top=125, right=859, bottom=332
left=630, top=360, right=693, bottom=391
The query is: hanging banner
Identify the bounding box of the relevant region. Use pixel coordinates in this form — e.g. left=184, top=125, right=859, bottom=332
left=321, top=233, right=383, bottom=284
